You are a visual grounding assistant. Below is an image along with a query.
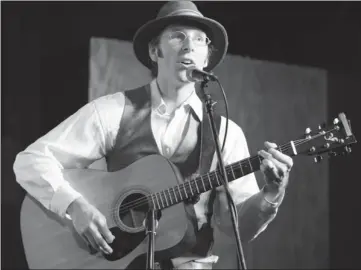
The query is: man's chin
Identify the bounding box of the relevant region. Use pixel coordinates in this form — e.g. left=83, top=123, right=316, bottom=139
left=176, top=70, right=190, bottom=83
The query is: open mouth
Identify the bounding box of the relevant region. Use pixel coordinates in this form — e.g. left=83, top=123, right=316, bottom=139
left=179, top=59, right=195, bottom=66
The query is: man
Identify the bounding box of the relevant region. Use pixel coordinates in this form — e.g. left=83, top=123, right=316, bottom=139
left=14, top=1, right=293, bottom=269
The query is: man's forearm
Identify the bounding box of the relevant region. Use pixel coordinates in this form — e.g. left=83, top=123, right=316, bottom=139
left=213, top=187, right=284, bottom=242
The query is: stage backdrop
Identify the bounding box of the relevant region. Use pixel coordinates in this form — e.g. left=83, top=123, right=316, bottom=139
left=88, top=37, right=328, bottom=269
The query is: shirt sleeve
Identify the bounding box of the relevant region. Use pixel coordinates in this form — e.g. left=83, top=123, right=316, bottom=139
left=220, top=118, right=285, bottom=207
left=211, top=117, right=284, bottom=240
left=210, top=117, right=260, bottom=202
left=13, top=93, right=125, bottom=218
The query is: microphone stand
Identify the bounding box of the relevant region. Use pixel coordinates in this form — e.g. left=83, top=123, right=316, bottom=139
left=145, top=209, right=157, bottom=270
left=199, top=78, right=247, bottom=270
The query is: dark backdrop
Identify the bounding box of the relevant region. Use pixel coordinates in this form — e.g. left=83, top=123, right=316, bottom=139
left=2, top=2, right=361, bottom=269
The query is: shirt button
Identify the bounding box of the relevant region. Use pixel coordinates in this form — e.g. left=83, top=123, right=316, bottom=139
left=158, top=105, right=167, bottom=115
left=165, top=147, right=171, bottom=155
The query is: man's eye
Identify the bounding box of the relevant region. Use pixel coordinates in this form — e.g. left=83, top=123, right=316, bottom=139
left=170, top=32, right=185, bottom=41
left=196, top=36, right=205, bottom=42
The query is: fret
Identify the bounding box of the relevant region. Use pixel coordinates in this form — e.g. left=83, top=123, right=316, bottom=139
left=158, top=192, right=165, bottom=208
left=257, top=155, right=263, bottom=164
left=201, top=175, right=206, bottom=191
left=177, top=186, right=183, bottom=201
left=172, top=187, right=178, bottom=203
left=207, top=174, right=213, bottom=188
left=183, top=183, right=188, bottom=199
left=167, top=188, right=173, bottom=205
left=239, top=161, right=244, bottom=176
left=248, top=158, right=253, bottom=172
left=155, top=193, right=161, bottom=209
left=230, top=165, right=236, bottom=180
left=163, top=190, right=169, bottom=207
left=188, top=181, right=194, bottom=196
left=251, top=156, right=261, bottom=172
left=150, top=194, right=156, bottom=209
left=183, top=183, right=189, bottom=199
left=194, top=178, right=200, bottom=194
left=214, top=172, right=221, bottom=186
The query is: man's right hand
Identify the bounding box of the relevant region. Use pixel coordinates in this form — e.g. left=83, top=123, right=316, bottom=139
left=67, top=197, right=115, bottom=254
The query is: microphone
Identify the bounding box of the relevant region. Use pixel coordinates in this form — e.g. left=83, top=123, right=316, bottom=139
left=186, top=67, right=218, bottom=82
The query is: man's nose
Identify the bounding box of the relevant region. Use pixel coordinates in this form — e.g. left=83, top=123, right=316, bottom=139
left=181, top=37, right=196, bottom=52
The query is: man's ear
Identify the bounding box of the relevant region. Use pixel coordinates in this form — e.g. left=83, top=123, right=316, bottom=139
left=204, top=57, right=209, bottom=68
left=204, top=47, right=212, bottom=68
left=149, top=44, right=158, bottom=62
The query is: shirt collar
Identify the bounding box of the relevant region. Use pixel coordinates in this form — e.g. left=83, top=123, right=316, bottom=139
left=150, top=79, right=203, bottom=121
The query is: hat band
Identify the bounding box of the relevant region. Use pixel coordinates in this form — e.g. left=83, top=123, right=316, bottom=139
left=162, top=9, right=203, bottom=18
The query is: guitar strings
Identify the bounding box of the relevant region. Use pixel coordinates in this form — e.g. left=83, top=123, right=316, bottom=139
left=115, top=126, right=338, bottom=214
left=112, top=137, right=311, bottom=215
left=114, top=138, right=308, bottom=215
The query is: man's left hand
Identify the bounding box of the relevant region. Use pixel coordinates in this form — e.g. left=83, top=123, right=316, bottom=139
left=258, top=141, right=294, bottom=201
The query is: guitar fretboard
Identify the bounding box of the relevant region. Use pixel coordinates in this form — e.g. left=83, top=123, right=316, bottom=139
left=149, top=142, right=294, bottom=210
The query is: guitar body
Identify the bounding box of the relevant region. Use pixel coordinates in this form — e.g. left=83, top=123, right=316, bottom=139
left=20, top=155, right=197, bottom=269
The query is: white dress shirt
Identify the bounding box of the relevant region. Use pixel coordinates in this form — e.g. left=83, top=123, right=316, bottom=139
left=13, top=79, right=274, bottom=267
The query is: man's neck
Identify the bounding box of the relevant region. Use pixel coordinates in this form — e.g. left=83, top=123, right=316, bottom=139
left=156, top=76, right=196, bottom=111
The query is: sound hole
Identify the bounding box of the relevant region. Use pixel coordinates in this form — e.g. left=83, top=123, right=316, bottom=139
left=119, top=193, right=150, bottom=229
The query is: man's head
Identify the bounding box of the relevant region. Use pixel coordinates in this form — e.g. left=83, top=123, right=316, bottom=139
left=148, top=24, right=215, bottom=83
left=133, top=1, right=228, bottom=82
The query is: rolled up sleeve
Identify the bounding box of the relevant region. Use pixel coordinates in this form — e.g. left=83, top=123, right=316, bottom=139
left=13, top=97, right=116, bottom=218
left=211, top=117, right=283, bottom=241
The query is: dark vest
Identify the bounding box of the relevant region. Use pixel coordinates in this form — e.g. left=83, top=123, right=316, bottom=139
left=105, top=84, right=221, bottom=262
left=105, top=83, right=221, bottom=179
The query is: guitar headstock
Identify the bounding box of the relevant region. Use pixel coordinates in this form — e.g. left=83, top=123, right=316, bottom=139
left=293, top=113, right=357, bottom=163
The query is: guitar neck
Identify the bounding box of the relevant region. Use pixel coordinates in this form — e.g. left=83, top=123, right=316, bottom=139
left=151, top=141, right=296, bottom=210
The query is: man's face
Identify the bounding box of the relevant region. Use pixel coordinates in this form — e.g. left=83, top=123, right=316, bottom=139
left=151, top=24, right=210, bottom=83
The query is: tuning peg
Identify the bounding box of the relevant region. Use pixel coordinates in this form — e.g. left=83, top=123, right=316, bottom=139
left=323, top=143, right=330, bottom=149
left=333, top=118, right=340, bottom=124
left=344, top=146, right=352, bottom=154
left=309, top=146, right=316, bottom=153
left=305, top=127, right=312, bottom=139
left=314, top=155, right=323, bottom=163
left=328, top=152, right=337, bottom=158
left=318, top=123, right=326, bottom=130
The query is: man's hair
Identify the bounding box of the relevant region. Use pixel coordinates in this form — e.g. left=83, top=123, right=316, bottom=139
left=149, top=35, right=161, bottom=78
left=148, top=32, right=216, bottom=78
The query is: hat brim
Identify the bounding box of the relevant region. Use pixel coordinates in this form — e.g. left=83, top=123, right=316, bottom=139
left=133, top=15, right=228, bottom=72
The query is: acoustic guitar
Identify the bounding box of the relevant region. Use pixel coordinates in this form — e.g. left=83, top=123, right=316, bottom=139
left=20, top=113, right=356, bottom=269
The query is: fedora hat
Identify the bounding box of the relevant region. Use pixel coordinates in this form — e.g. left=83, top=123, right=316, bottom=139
left=133, top=1, right=228, bottom=72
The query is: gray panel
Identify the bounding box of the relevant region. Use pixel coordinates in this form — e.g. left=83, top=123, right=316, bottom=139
left=89, top=37, right=328, bottom=269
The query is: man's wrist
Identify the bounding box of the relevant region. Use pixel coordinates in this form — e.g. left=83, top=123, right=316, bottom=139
left=262, top=184, right=285, bottom=206
left=50, top=184, right=83, bottom=218
left=66, top=196, right=87, bottom=217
